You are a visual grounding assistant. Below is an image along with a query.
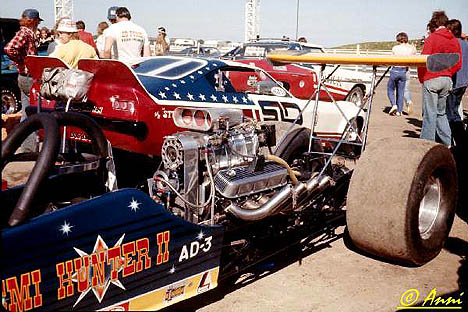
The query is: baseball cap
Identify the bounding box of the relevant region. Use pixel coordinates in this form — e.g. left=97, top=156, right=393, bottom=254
left=57, top=18, right=78, bottom=33
left=108, top=6, right=119, bottom=20
left=22, top=9, right=43, bottom=21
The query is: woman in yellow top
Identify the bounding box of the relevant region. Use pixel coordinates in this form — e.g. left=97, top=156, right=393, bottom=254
left=51, top=18, right=97, bottom=68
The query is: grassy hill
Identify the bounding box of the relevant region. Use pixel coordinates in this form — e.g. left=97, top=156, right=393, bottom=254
left=331, top=39, right=424, bottom=51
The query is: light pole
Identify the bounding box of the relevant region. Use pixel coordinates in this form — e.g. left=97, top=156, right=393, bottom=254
left=295, top=0, right=300, bottom=40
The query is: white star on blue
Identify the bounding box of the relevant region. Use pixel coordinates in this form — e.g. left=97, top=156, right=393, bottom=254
left=173, top=92, right=181, bottom=99
left=59, top=221, right=74, bottom=236
left=158, top=91, right=167, bottom=99
left=210, top=94, right=217, bottom=102
left=199, top=94, right=206, bottom=101
left=187, top=93, right=194, bottom=100
left=128, top=198, right=141, bottom=212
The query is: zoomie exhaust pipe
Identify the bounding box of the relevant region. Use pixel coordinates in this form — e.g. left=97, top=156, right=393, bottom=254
left=226, top=175, right=333, bottom=221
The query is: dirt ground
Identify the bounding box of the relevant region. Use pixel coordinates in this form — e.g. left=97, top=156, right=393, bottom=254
left=2, top=78, right=468, bottom=312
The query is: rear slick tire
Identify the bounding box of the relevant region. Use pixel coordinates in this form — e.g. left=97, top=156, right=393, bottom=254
left=346, top=138, right=457, bottom=266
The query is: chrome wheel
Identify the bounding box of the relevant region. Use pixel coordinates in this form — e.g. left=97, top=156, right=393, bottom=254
left=2, top=89, right=20, bottom=114
left=346, top=87, right=364, bottom=108
left=418, top=176, right=441, bottom=239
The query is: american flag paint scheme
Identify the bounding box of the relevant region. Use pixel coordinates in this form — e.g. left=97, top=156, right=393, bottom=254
left=25, top=56, right=364, bottom=156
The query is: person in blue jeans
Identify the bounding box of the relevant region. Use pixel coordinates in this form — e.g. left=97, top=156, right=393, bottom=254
left=418, top=11, right=461, bottom=147
left=387, top=32, right=416, bottom=116
left=387, top=67, right=407, bottom=116
left=446, top=19, right=468, bottom=148
left=403, top=70, right=414, bottom=115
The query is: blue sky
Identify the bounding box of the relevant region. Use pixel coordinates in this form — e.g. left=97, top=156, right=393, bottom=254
left=3, top=0, right=468, bottom=47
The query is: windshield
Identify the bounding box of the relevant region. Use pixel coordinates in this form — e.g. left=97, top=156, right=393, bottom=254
left=133, top=57, right=208, bottom=80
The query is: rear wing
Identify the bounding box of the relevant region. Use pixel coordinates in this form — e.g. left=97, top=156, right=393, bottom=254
left=267, top=52, right=459, bottom=72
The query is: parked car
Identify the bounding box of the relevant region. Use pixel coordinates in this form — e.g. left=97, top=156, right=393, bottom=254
left=224, top=39, right=372, bottom=106
left=1, top=18, right=21, bottom=114
left=169, top=46, right=221, bottom=58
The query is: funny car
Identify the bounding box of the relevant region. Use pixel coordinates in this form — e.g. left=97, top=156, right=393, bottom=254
left=1, top=53, right=459, bottom=311
left=223, top=39, right=372, bottom=106
left=25, top=56, right=364, bottom=158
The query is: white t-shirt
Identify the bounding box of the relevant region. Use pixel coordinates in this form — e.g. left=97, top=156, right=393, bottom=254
left=392, top=43, right=416, bottom=56
left=106, top=20, right=149, bottom=63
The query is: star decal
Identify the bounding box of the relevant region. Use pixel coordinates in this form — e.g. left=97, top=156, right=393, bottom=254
left=173, top=92, right=181, bottom=99
left=72, top=234, right=126, bottom=307
left=180, top=80, right=186, bottom=84
left=213, top=63, right=218, bottom=67
left=189, top=75, right=195, bottom=80
left=197, top=70, right=203, bottom=75
left=242, top=96, right=248, bottom=103
left=169, top=265, right=176, bottom=274
left=222, top=95, right=228, bottom=102
left=210, top=94, right=217, bottom=102
left=128, top=198, right=141, bottom=212
left=59, top=221, right=74, bottom=236
left=158, top=91, right=167, bottom=99
left=197, top=231, right=205, bottom=240
left=165, top=87, right=170, bottom=91
left=199, top=94, right=206, bottom=101
left=233, top=96, right=239, bottom=103
left=172, top=83, right=177, bottom=88
left=187, top=93, right=194, bottom=100
left=205, top=67, right=210, bottom=70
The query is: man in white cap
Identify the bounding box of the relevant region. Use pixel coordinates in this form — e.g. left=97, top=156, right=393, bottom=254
left=51, top=18, right=97, bottom=68
left=102, top=7, right=150, bottom=63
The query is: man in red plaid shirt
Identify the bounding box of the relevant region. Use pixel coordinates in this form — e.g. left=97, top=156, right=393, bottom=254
left=4, top=9, right=42, bottom=152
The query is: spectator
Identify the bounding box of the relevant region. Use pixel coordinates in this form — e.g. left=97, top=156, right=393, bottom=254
left=47, top=17, right=68, bottom=55
left=99, top=6, right=119, bottom=58
left=95, top=21, right=109, bottom=56
left=446, top=19, right=468, bottom=148
left=417, top=11, right=462, bottom=146
left=76, top=20, right=98, bottom=53
left=4, top=8, right=42, bottom=152
left=387, top=32, right=416, bottom=116
left=297, top=36, right=307, bottom=43
left=153, top=26, right=170, bottom=56
left=38, top=26, right=52, bottom=50
left=50, top=18, right=97, bottom=68
left=102, top=7, right=150, bottom=63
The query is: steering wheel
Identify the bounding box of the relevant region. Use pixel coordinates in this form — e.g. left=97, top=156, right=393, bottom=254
left=2, top=113, right=60, bottom=226
left=2, top=112, right=110, bottom=227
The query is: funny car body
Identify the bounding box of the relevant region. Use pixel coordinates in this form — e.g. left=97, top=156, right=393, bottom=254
left=224, top=39, right=372, bottom=106
left=1, top=55, right=458, bottom=311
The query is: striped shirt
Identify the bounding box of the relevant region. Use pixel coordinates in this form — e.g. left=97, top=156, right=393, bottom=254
left=4, top=26, right=38, bottom=74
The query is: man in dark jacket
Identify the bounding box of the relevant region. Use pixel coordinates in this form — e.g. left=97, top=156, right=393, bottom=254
left=417, top=11, right=462, bottom=146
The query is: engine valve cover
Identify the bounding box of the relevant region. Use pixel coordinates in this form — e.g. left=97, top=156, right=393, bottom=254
left=214, top=162, right=288, bottom=198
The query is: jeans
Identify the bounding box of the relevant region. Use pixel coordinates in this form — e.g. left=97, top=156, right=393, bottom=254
left=446, top=86, right=467, bottom=122
left=387, top=67, right=407, bottom=113
left=404, top=70, right=412, bottom=104
left=17, top=75, right=37, bottom=152
left=420, top=76, right=452, bottom=146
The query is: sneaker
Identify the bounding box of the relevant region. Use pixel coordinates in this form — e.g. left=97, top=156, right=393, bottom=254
left=406, top=101, right=413, bottom=115
left=389, top=105, right=397, bottom=115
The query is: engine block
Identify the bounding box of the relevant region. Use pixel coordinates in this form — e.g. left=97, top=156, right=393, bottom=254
left=214, top=162, right=288, bottom=198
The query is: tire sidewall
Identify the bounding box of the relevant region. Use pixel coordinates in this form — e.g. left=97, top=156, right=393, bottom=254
left=407, top=145, right=457, bottom=264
